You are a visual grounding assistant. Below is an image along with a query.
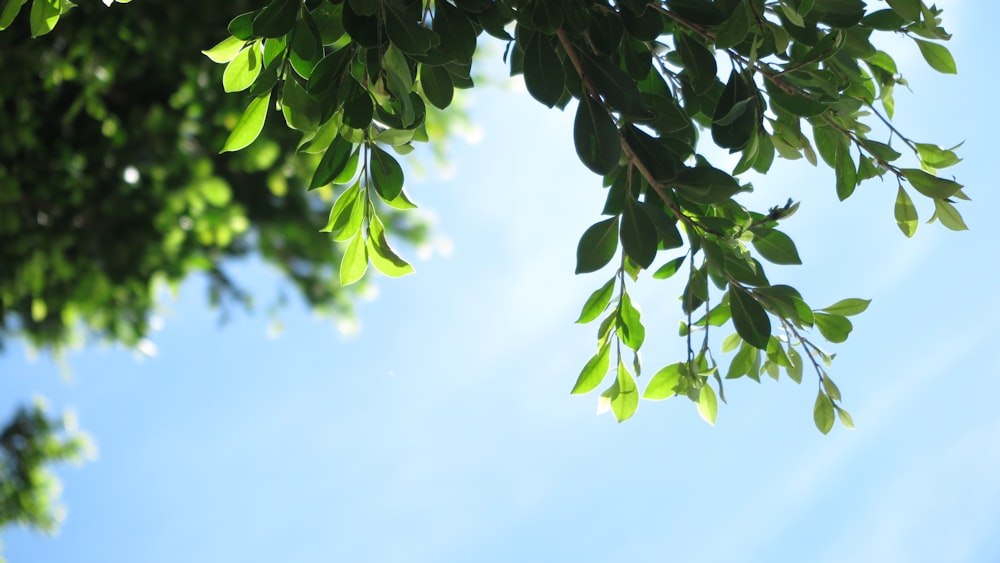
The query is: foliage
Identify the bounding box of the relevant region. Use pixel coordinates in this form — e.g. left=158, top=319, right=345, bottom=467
left=2, top=0, right=963, bottom=422
left=0, top=0, right=963, bottom=539
left=0, top=0, right=429, bottom=355
left=190, top=0, right=961, bottom=430
left=0, top=400, right=93, bottom=541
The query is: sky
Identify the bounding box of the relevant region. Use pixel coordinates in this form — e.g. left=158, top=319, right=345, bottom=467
left=3, top=3, right=1000, bottom=562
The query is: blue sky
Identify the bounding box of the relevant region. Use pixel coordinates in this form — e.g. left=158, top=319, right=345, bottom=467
left=3, top=3, right=999, bottom=562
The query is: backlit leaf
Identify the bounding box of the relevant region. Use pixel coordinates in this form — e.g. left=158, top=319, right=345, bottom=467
left=576, top=278, right=615, bottom=324
left=813, top=391, right=835, bottom=434
left=221, top=93, right=270, bottom=152
left=894, top=186, right=918, bottom=237
left=914, top=39, right=957, bottom=74
left=571, top=342, right=611, bottom=394
left=697, top=383, right=718, bottom=425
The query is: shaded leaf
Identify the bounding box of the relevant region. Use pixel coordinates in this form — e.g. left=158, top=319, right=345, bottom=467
left=730, top=288, right=771, bottom=350
left=575, top=217, right=620, bottom=274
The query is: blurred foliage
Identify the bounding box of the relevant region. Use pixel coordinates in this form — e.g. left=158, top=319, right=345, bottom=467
left=0, top=399, right=93, bottom=562
left=0, top=0, right=437, bottom=547
left=0, top=0, right=429, bottom=354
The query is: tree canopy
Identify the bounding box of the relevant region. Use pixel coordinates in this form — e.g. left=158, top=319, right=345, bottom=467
left=0, top=0, right=962, bottom=549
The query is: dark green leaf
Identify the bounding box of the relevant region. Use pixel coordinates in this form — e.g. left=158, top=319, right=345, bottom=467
left=730, top=287, right=771, bottom=350
left=573, top=96, right=621, bottom=175
left=902, top=169, right=962, bottom=199
left=673, top=166, right=742, bottom=204
left=420, top=63, right=455, bottom=109
left=340, top=76, right=374, bottom=129
left=752, top=228, right=802, bottom=265
left=228, top=12, right=258, bottom=40
left=835, top=143, right=858, bottom=200
left=310, top=135, right=354, bottom=190
left=523, top=32, right=565, bottom=108
left=581, top=54, right=651, bottom=119
left=677, top=32, right=717, bottom=95
left=576, top=217, right=620, bottom=274
left=620, top=199, right=657, bottom=269
left=385, top=5, right=439, bottom=55
left=712, top=71, right=757, bottom=151
left=252, top=0, right=298, bottom=38
left=369, top=144, right=405, bottom=201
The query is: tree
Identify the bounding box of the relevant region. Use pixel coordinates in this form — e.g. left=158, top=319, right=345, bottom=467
left=0, top=0, right=962, bottom=547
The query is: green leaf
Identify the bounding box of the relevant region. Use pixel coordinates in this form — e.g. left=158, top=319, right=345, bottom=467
left=223, top=44, right=262, bottom=93
left=610, top=360, right=639, bottom=422
left=721, top=332, right=741, bottom=353
left=0, top=0, right=29, bottom=31
left=786, top=346, right=803, bottom=383
left=820, top=298, right=871, bottom=316
left=310, top=135, right=354, bottom=190
left=933, top=199, right=968, bottom=231
left=367, top=218, right=415, bottom=277
left=821, top=375, right=842, bottom=401
left=523, top=32, right=565, bottom=108
left=576, top=278, right=616, bottom=324
left=835, top=143, right=858, bottom=200
left=340, top=76, right=374, bottom=129
left=886, top=0, right=920, bottom=21
left=697, top=383, right=718, bottom=425
left=575, top=217, right=620, bottom=274
left=813, top=312, right=852, bottom=343
left=894, top=186, right=919, bottom=237
left=339, top=233, right=368, bottom=286
left=385, top=4, right=439, bottom=55
left=29, top=0, right=60, bottom=37
left=813, top=391, right=835, bottom=434
left=673, top=166, right=742, bottom=204
left=726, top=341, right=757, bottom=379
left=914, top=39, right=957, bottom=74
left=652, top=256, right=686, bottom=280
left=916, top=143, right=962, bottom=169
left=227, top=11, right=257, bottom=41
left=836, top=406, right=855, bottom=429
left=571, top=342, right=611, bottom=394
left=618, top=292, right=645, bottom=351
left=902, top=169, right=962, bottom=199
left=419, top=63, right=455, bottom=110
left=369, top=144, right=405, bottom=201
left=320, top=181, right=364, bottom=241
left=715, top=2, right=750, bottom=49
left=573, top=96, right=621, bottom=175
left=677, top=32, right=717, bottom=95
left=620, top=199, right=657, bottom=269
left=280, top=75, right=320, bottom=130
left=203, top=36, right=247, bottom=64
left=221, top=93, right=271, bottom=153
left=252, top=0, right=298, bottom=38
left=751, top=229, right=802, bottom=265
left=729, top=288, right=771, bottom=350
left=643, top=362, right=683, bottom=400
left=712, top=71, right=757, bottom=151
